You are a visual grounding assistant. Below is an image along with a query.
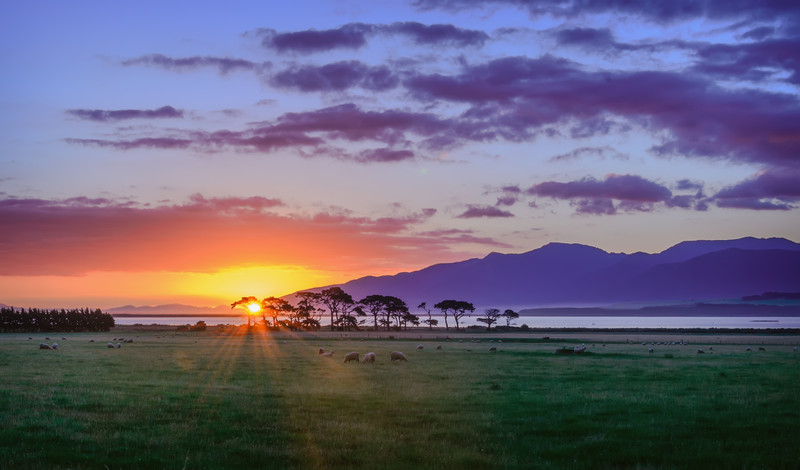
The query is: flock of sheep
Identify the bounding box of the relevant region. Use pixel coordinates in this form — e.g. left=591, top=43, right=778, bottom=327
left=35, top=336, right=134, bottom=350
left=318, top=348, right=408, bottom=363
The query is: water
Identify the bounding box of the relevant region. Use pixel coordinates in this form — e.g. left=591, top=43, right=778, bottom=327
left=112, top=315, right=800, bottom=329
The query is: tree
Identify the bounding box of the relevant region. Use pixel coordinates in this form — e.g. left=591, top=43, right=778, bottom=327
left=359, top=295, right=388, bottom=330
left=433, top=300, right=475, bottom=331
left=477, top=308, right=501, bottom=330
left=291, top=292, right=322, bottom=330
left=502, top=309, right=520, bottom=327
left=318, top=287, right=355, bottom=331
left=260, top=296, right=293, bottom=328
left=418, top=302, right=438, bottom=330
left=231, top=296, right=260, bottom=327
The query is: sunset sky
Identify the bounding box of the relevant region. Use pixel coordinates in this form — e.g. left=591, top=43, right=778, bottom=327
left=2, top=0, right=799, bottom=308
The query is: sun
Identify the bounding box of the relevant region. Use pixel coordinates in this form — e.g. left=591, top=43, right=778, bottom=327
left=247, top=302, right=261, bottom=314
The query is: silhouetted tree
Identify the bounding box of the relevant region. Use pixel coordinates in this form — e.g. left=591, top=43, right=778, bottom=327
left=291, top=292, right=322, bottom=330
left=231, top=296, right=260, bottom=326
left=318, top=287, right=355, bottom=331
left=434, top=300, right=475, bottom=331
left=418, top=302, right=438, bottom=330
left=502, top=309, right=520, bottom=327
left=477, top=308, right=501, bottom=330
left=260, top=296, right=293, bottom=328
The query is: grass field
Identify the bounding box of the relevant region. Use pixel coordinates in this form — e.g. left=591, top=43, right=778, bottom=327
left=1, top=328, right=799, bottom=469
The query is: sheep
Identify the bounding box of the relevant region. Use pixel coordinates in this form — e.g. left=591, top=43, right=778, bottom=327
left=89, top=339, right=94, bottom=343
left=39, top=343, right=51, bottom=350
left=116, top=342, right=122, bottom=349
left=320, top=351, right=334, bottom=357
left=416, top=344, right=424, bottom=350
left=574, top=345, right=586, bottom=353
left=124, top=339, right=133, bottom=343
left=390, top=351, right=408, bottom=362
left=758, top=347, right=766, bottom=351
left=794, top=346, right=798, bottom=352
left=52, top=343, right=59, bottom=350
left=362, top=352, right=376, bottom=364
left=436, top=345, right=442, bottom=350
left=318, top=348, right=326, bottom=355
left=488, top=346, right=497, bottom=352
left=343, top=351, right=359, bottom=363
left=697, top=349, right=705, bottom=354
left=107, top=342, right=115, bottom=348
left=648, top=347, right=654, bottom=353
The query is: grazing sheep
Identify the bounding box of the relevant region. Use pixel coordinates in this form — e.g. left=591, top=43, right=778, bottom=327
left=746, top=347, right=752, bottom=351
left=45, top=337, right=51, bottom=341
left=89, top=339, right=94, bottom=343
left=362, top=352, right=376, bottom=364
left=390, top=351, right=408, bottom=362
left=52, top=343, right=59, bottom=350
left=320, top=351, right=334, bottom=357
left=61, top=337, right=66, bottom=340
left=116, top=342, right=122, bottom=349
left=416, top=344, right=424, bottom=350
left=758, top=347, right=766, bottom=351
left=697, top=349, right=705, bottom=354
left=573, top=345, right=586, bottom=353
left=107, top=342, right=115, bottom=348
left=488, top=346, right=497, bottom=352
left=648, top=347, right=654, bottom=353
left=124, top=339, right=133, bottom=343
left=436, top=345, right=442, bottom=350
left=794, top=346, right=798, bottom=352
left=39, top=343, right=51, bottom=350
left=343, top=351, right=359, bottom=363
left=318, top=348, right=326, bottom=355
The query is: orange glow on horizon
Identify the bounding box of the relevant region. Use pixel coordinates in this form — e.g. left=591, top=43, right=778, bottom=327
left=247, top=302, right=261, bottom=314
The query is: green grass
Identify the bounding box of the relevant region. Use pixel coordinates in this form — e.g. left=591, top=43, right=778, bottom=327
left=1, top=331, right=799, bottom=469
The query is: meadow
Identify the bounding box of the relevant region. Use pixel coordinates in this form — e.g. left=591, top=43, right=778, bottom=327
left=1, top=328, right=799, bottom=469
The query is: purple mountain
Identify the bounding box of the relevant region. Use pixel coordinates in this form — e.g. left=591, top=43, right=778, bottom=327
left=291, top=237, right=800, bottom=308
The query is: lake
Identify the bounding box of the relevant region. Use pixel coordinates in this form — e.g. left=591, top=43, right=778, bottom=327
left=112, top=314, right=800, bottom=329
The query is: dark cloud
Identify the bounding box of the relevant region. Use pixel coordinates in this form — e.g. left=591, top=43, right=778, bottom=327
left=712, top=170, right=800, bottom=210
left=271, top=61, right=398, bottom=92
left=457, top=205, right=514, bottom=218
left=67, top=106, right=183, bottom=122
left=413, top=0, right=800, bottom=24
left=528, top=174, right=673, bottom=202
left=692, top=38, right=800, bottom=84
left=385, top=21, right=489, bottom=47
left=65, top=137, right=193, bottom=150
left=405, top=55, right=800, bottom=168
left=261, top=23, right=374, bottom=53
left=555, top=27, right=617, bottom=49
left=357, top=148, right=415, bottom=163
left=121, top=54, right=264, bottom=74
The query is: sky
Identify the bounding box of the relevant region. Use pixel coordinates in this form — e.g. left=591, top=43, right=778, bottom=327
left=1, top=0, right=799, bottom=308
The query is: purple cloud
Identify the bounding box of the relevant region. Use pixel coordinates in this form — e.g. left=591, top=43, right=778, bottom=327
left=405, top=55, right=800, bottom=168
left=385, top=21, right=488, bottom=47
left=271, top=61, right=398, bottom=92
left=357, top=148, right=415, bottom=163
left=528, top=174, right=673, bottom=202
left=692, top=38, right=800, bottom=84
left=67, top=106, right=183, bottom=122
left=413, top=0, right=800, bottom=24
left=65, top=137, right=193, bottom=150
left=457, top=205, right=514, bottom=218
left=712, top=170, right=800, bottom=210
left=262, top=23, right=373, bottom=53
left=121, top=54, right=264, bottom=74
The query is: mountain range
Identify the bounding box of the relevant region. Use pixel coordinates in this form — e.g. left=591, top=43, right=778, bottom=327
left=290, top=237, right=800, bottom=309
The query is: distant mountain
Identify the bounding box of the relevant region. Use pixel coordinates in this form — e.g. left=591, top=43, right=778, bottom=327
left=288, top=237, right=800, bottom=309
left=107, top=304, right=234, bottom=315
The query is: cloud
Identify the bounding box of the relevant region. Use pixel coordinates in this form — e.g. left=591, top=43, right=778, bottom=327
left=270, top=61, right=399, bottom=92
left=549, top=146, right=628, bottom=162
left=0, top=195, right=469, bottom=276
left=457, top=205, right=514, bottom=218
left=412, top=0, right=800, bottom=24
left=65, top=137, right=193, bottom=150
left=121, top=54, right=265, bottom=75
left=67, top=106, right=184, bottom=122
left=712, top=170, right=800, bottom=210
left=356, top=148, right=415, bottom=163
left=260, top=23, right=374, bottom=53
left=385, top=21, right=489, bottom=47
left=691, top=38, right=800, bottom=84
left=405, top=55, right=800, bottom=168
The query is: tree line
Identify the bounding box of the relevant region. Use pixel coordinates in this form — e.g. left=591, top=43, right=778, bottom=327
left=232, top=287, right=520, bottom=332
left=0, top=307, right=115, bottom=332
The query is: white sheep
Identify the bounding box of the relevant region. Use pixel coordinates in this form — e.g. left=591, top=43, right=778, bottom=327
left=39, top=343, right=51, bottom=350
left=116, top=342, right=122, bottom=349
left=320, top=351, right=334, bottom=357
left=648, top=347, right=654, bottom=353
left=343, top=351, right=359, bottom=363
left=52, top=343, right=59, bottom=350
left=89, top=339, right=94, bottom=343
left=107, top=342, right=115, bottom=348
left=390, top=351, right=407, bottom=362
left=416, top=344, right=424, bottom=350
left=318, top=348, right=326, bottom=355
left=124, top=339, right=133, bottom=343
left=489, top=346, right=497, bottom=352
left=362, top=352, right=376, bottom=363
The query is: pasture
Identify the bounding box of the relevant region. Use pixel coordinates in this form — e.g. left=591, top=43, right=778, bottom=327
left=1, top=328, right=799, bottom=469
